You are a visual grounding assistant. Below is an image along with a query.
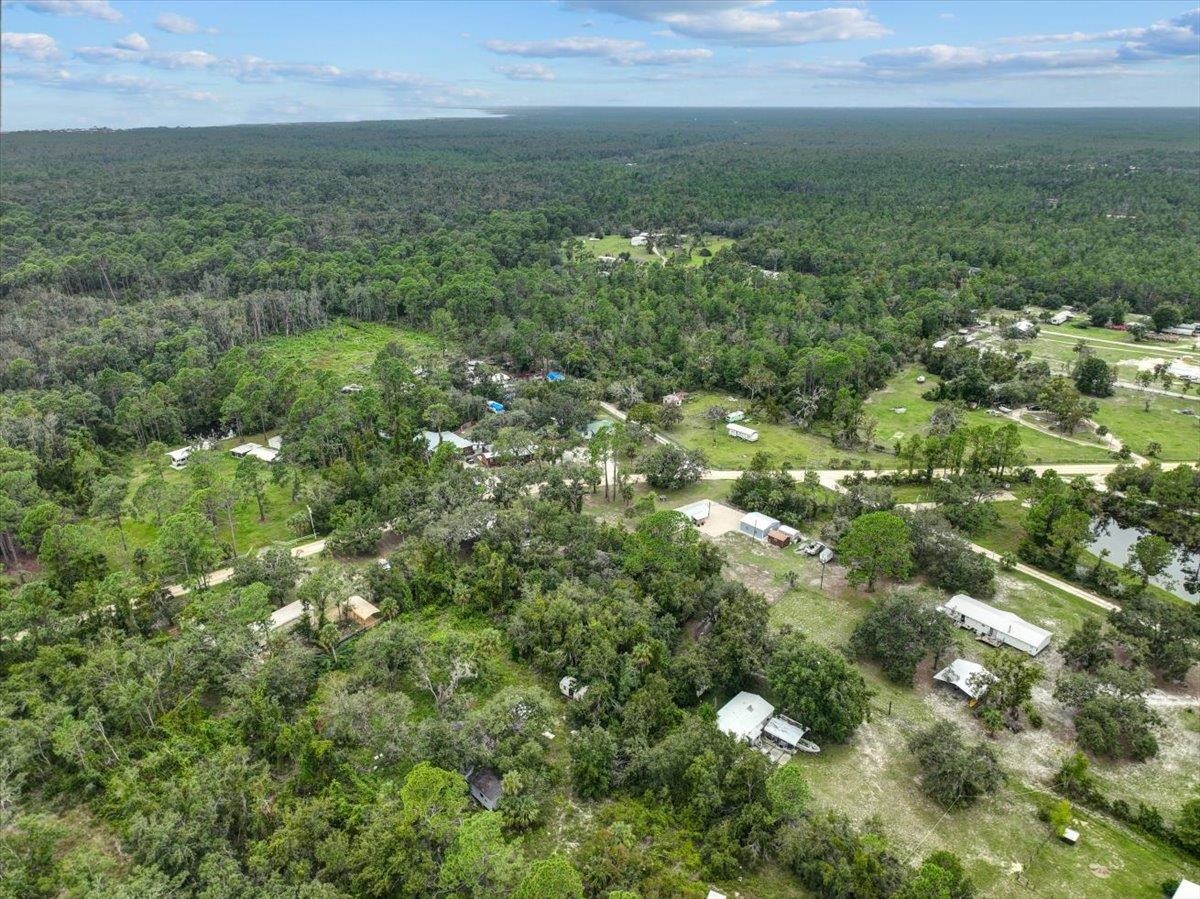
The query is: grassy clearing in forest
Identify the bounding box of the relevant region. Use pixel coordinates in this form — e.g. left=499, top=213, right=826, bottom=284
left=258, top=320, right=445, bottom=381
left=669, top=391, right=893, bottom=470
left=865, top=368, right=1113, bottom=464
left=86, top=438, right=309, bottom=568
left=577, top=233, right=734, bottom=266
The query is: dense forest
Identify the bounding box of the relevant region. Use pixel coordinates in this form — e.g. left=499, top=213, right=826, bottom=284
left=1, top=110, right=1198, bottom=897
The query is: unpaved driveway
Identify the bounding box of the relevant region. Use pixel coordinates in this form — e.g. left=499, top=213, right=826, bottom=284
left=698, top=501, right=744, bottom=538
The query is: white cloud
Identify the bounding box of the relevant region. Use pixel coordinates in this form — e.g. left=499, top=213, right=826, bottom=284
left=9, top=0, right=121, bottom=22
left=807, top=8, right=1200, bottom=84
left=186, top=90, right=218, bottom=102
left=495, top=62, right=557, bottom=81
left=1, top=31, right=60, bottom=61
left=1002, top=8, right=1200, bottom=60
left=153, top=12, right=212, bottom=35
left=483, top=36, right=712, bottom=66
left=114, top=32, right=149, bottom=52
left=565, top=0, right=888, bottom=46
left=60, top=40, right=487, bottom=104
left=75, top=45, right=220, bottom=69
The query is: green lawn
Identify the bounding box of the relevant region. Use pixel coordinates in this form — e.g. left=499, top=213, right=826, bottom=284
left=1091, top=389, right=1200, bottom=461
left=865, top=368, right=1113, bottom=464
left=669, top=392, right=893, bottom=470
left=89, top=438, right=309, bottom=567
left=577, top=233, right=734, bottom=267
left=258, top=320, right=445, bottom=381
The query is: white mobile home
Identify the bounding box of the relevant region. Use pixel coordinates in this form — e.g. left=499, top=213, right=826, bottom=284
left=268, top=600, right=308, bottom=632
left=739, top=512, right=781, bottom=541
left=724, top=410, right=746, bottom=423
left=166, top=446, right=193, bottom=470
left=726, top=423, right=759, bottom=442
left=938, top=594, right=1053, bottom=656
left=1167, top=359, right=1200, bottom=383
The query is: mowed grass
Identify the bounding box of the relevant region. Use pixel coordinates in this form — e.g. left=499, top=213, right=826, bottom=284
left=577, top=233, right=735, bottom=267
left=1091, top=389, right=1200, bottom=461
left=87, top=439, right=309, bottom=567
left=865, top=368, right=1113, bottom=464
left=258, top=320, right=445, bottom=381
left=670, top=391, right=893, bottom=470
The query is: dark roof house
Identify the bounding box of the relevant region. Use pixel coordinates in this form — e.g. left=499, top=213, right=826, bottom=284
left=467, top=767, right=503, bottom=811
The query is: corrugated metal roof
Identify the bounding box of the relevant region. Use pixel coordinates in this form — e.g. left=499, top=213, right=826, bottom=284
left=941, top=594, right=1052, bottom=649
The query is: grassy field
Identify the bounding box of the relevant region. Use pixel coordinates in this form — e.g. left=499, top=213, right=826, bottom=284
left=85, top=438, right=309, bottom=568
left=578, top=233, right=735, bottom=267
left=669, top=392, right=893, bottom=470
left=865, top=368, right=1114, bottom=464
left=1091, top=390, right=1200, bottom=461
left=993, top=325, right=1200, bottom=375
left=258, top=320, right=445, bottom=381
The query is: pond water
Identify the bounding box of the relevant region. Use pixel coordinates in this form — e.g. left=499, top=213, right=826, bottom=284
left=1087, top=519, right=1199, bottom=604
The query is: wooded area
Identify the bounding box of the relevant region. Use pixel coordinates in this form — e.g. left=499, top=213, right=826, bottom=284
left=1, top=109, right=1198, bottom=898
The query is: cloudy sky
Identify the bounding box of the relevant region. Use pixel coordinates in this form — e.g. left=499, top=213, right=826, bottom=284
left=2, top=0, right=1198, bottom=130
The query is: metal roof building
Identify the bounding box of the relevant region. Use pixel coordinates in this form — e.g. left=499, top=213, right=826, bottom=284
left=739, top=512, right=781, bottom=541
left=716, top=691, right=775, bottom=743
left=934, top=659, right=993, bottom=700
left=422, top=430, right=474, bottom=452
left=938, top=594, right=1053, bottom=656
left=674, top=500, right=711, bottom=525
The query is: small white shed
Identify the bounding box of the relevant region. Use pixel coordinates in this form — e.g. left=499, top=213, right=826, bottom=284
left=674, top=500, right=712, bottom=525
left=166, top=446, right=192, bottom=469
left=739, top=512, right=781, bottom=541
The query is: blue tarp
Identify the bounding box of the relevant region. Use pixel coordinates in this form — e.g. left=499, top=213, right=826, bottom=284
left=546, top=371, right=565, bottom=382
left=486, top=400, right=505, bottom=413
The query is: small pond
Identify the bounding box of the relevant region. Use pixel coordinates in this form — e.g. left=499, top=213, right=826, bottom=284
left=1087, top=519, right=1199, bottom=604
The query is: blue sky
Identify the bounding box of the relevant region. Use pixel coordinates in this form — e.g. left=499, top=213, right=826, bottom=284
left=2, top=0, right=1198, bottom=130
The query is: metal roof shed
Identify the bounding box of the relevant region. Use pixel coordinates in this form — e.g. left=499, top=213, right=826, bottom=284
left=468, top=768, right=503, bottom=811
left=934, top=659, right=993, bottom=700
left=674, top=500, right=711, bottom=525
left=739, top=512, right=781, bottom=541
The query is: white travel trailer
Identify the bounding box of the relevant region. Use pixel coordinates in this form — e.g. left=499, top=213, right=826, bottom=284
left=726, top=422, right=759, bottom=442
